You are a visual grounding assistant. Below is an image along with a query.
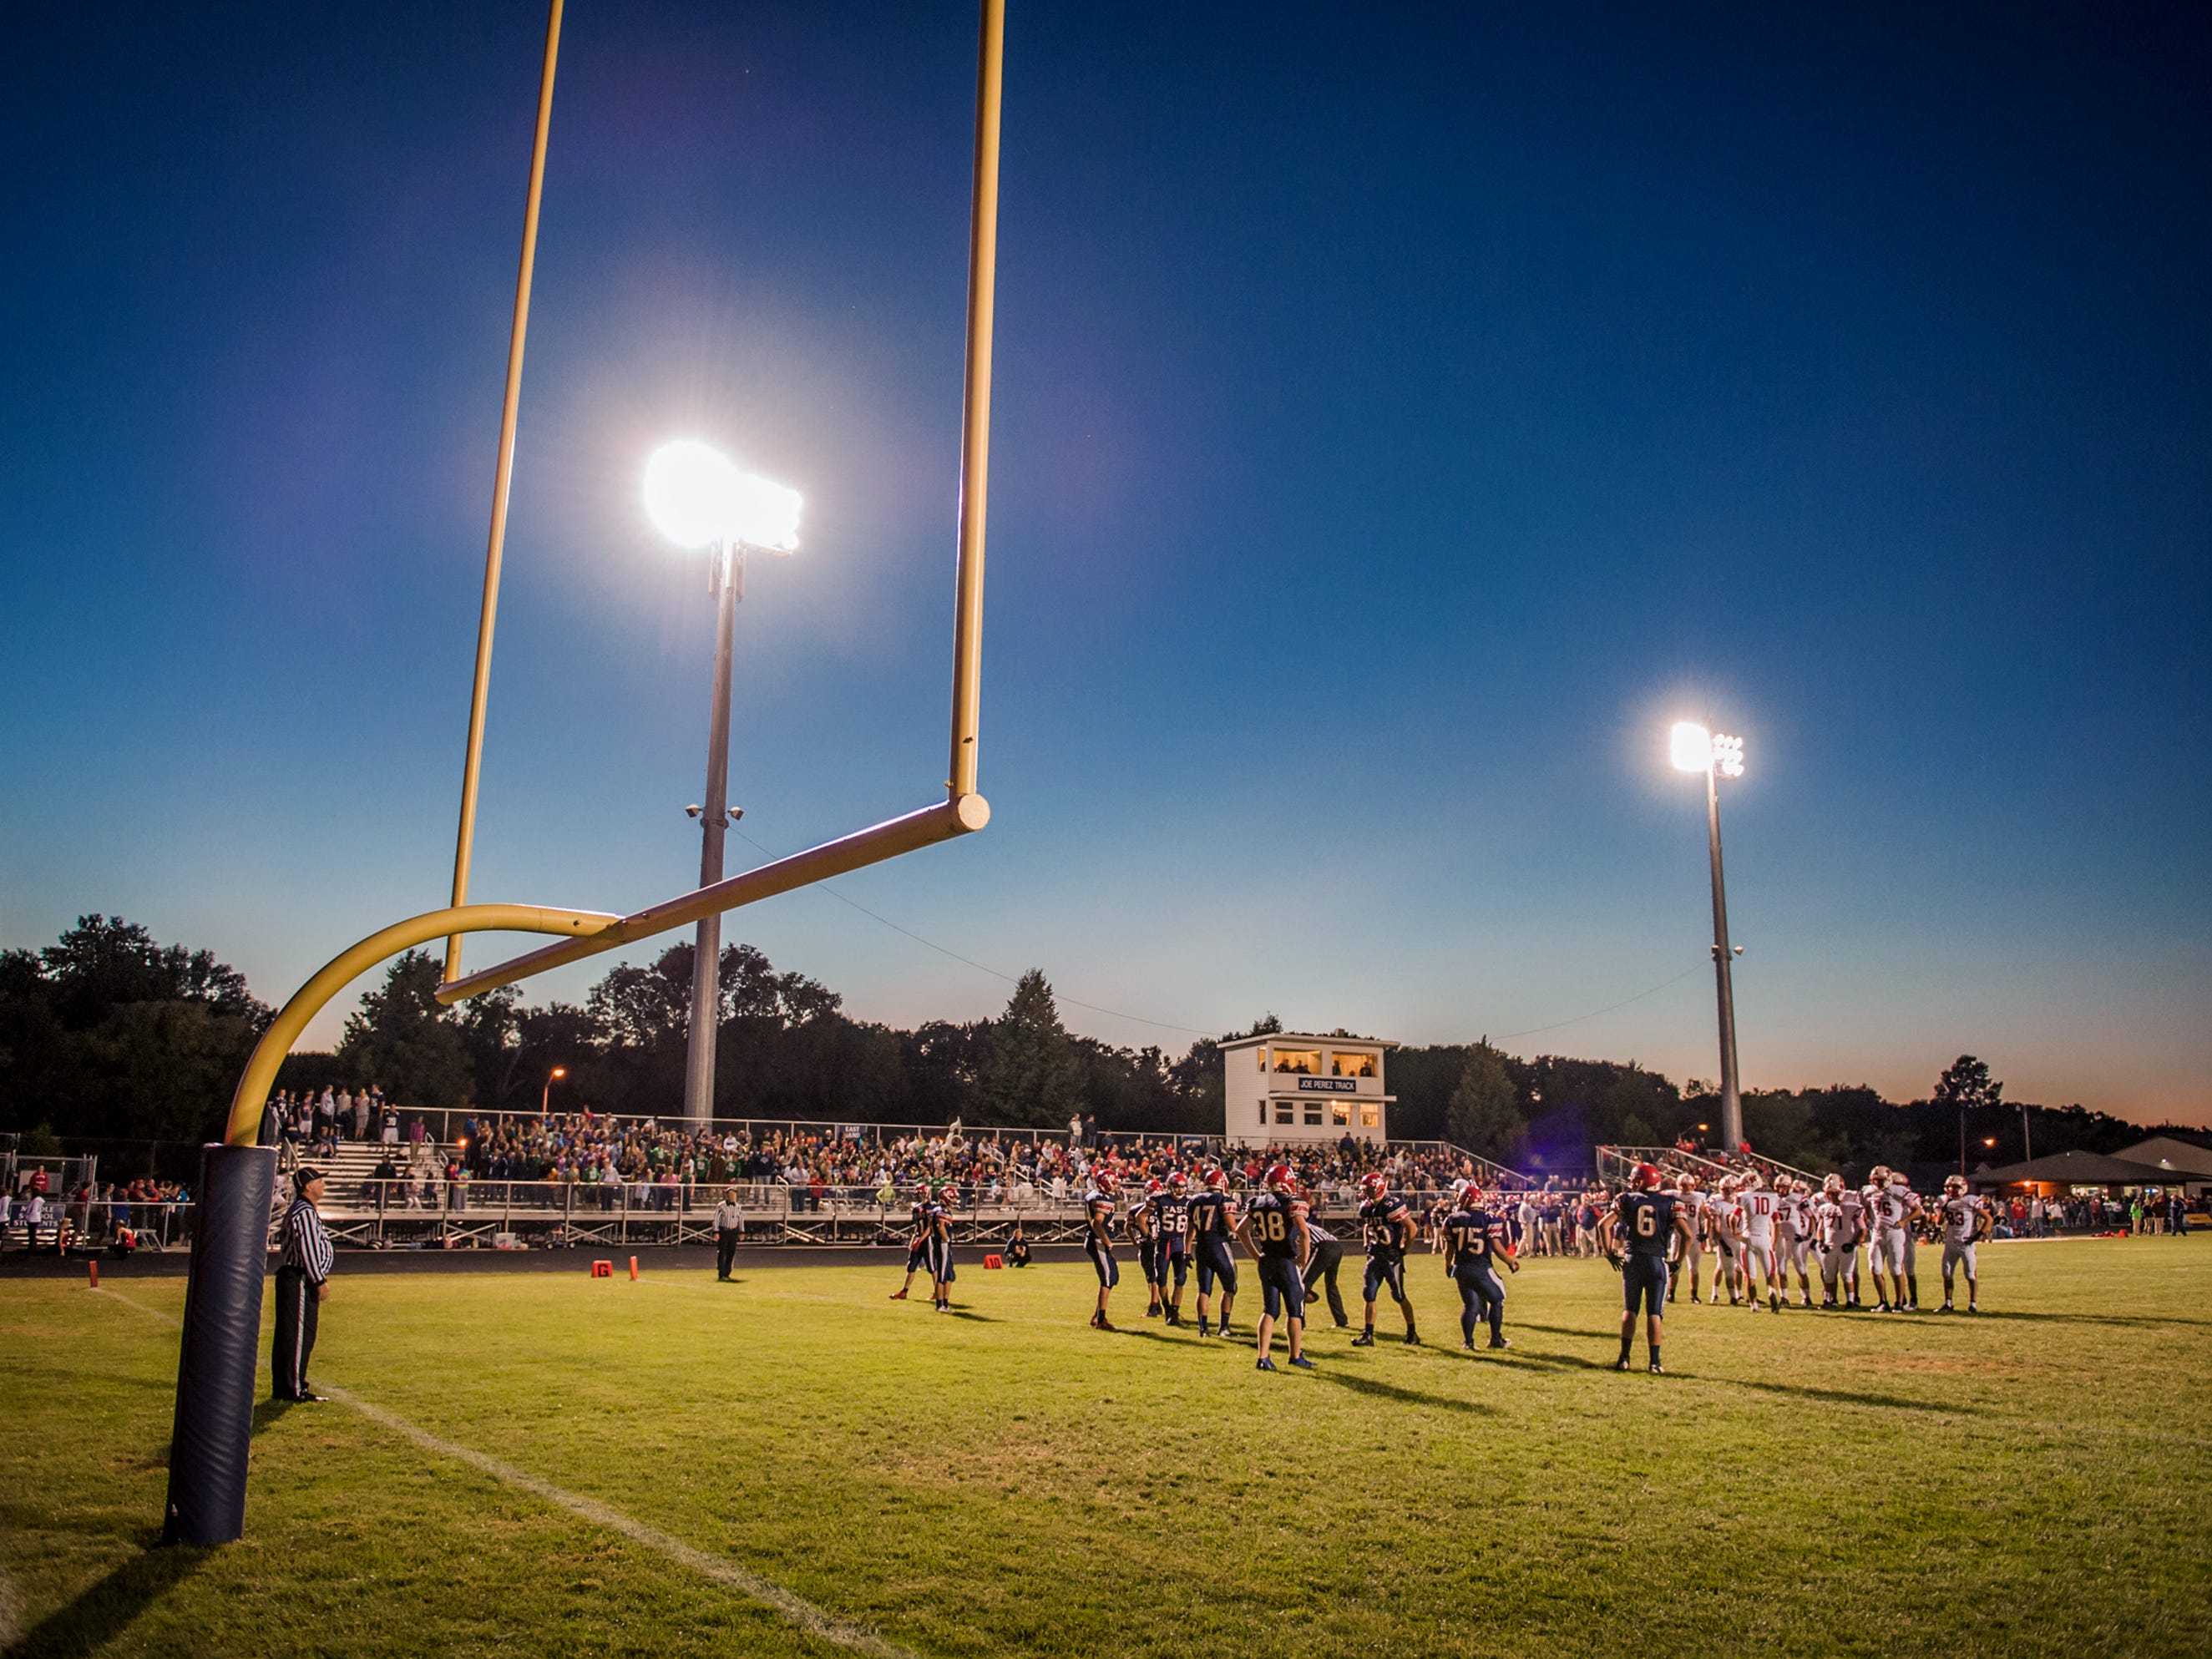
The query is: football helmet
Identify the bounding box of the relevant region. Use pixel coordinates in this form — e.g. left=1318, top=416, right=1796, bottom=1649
left=1633, top=1161, right=1663, bottom=1191
left=1943, top=1174, right=1967, bottom=1195
left=1359, top=1172, right=1389, bottom=1198
left=1167, top=1171, right=1188, bottom=1191
left=1203, top=1166, right=1227, bottom=1191
left=1264, top=1164, right=1294, bottom=1192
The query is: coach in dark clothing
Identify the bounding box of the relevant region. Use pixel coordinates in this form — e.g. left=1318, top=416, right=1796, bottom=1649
left=273, top=1167, right=334, bottom=1402
left=1301, top=1216, right=1350, bottom=1327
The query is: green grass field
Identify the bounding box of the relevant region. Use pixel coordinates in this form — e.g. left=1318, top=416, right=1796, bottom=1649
left=3, top=1238, right=2208, bottom=1657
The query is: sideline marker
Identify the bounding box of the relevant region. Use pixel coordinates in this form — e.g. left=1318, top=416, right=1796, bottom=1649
left=983, top=1254, right=1004, bottom=1269
left=591, top=1259, right=613, bottom=1278
left=628, top=1256, right=639, bottom=1281
left=89, top=1261, right=99, bottom=1288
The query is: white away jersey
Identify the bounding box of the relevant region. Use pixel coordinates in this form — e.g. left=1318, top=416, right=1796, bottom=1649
left=1737, top=1188, right=1779, bottom=1242
left=1940, top=1194, right=1987, bottom=1243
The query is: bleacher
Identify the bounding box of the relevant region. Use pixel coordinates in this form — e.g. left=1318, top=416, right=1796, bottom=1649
left=1596, top=1144, right=1820, bottom=1191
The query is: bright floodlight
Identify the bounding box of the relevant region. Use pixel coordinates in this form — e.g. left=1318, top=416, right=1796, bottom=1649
left=643, top=440, right=802, bottom=553
left=1670, top=721, right=1713, bottom=773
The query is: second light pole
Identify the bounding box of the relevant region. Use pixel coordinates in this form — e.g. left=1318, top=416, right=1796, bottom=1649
left=1672, top=721, right=1747, bottom=1156
left=644, top=439, right=802, bottom=1125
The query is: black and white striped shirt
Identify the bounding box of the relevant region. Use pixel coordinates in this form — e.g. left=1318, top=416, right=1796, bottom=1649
left=281, top=1197, right=334, bottom=1283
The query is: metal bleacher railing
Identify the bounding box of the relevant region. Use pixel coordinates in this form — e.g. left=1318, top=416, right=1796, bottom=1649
left=265, top=1110, right=1533, bottom=1250
left=1596, top=1144, right=1820, bottom=1190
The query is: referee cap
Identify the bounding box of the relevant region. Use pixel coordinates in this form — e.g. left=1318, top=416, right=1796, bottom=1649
left=292, top=1166, right=323, bottom=1194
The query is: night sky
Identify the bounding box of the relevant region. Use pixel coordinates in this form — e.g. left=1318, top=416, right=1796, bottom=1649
left=3, top=4, right=2206, bottom=1120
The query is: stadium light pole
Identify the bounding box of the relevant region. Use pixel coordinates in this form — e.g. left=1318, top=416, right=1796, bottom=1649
left=644, top=440, right=802, bottom=1126
left=540, top=1065, right=566, bottom=1113
left=1672, top=721, right=1746, bottom=1158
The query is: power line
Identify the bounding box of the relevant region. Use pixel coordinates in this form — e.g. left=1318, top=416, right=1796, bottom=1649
left=731, top=827, right=1712, bottom=1051
left=1491, top=960, right=1708, bottom=1041
left=729, top=827, right=1217, bottom=1039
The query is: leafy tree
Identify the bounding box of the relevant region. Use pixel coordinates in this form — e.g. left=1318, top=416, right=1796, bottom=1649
left=336, top=952, right=473, bottom=1112
left=977, top=970, right=1082, bottom=1129
left=1446, top=1041, right=1524, bottom=1161
left=39, top=914, right=267, bottom=1029
left=1933, top=1055, right=2003, bottom=1113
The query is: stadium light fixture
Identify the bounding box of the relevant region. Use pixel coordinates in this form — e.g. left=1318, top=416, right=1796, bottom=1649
left=1672, top=719, right=1749, bottom=1156
left=644, top=440, right=801, bottom=554
left=643, top=439, right=802, bottom=1126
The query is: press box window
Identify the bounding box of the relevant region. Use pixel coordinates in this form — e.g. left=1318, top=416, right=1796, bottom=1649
left=1330, top=1101, right=1350, bottom=1126
left=1273, top=1050, right=1321, bottom=1075
left=1359, top=1104, right=1380, bottom=1128
left=1304, top=1102, right=1323, bottom=1125
left=1330, top=1052, right=1377, bottom=1078
left=1274, top=1101, right=1293, bottom=1125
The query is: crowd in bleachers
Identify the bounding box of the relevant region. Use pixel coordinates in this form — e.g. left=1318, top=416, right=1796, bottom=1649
left=433, top=1109, right=1509, bottom=1212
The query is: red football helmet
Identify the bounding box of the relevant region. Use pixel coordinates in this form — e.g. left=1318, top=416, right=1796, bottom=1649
left=1265, top=1165, right=1294, bottom=1191
left=1145, top=1178, right=1163, bottom=1195
left=1458, top=1180, right=1484, bottom=1206
left=1633, top=1162, right=1663, bottom=1191
left=1203, top=1166, right=1227, bottom=1191
left=1360, top=1172, right=1389, bottom=1197
left=1096, top=1167, right=1118, bottom=1190
left=1167, top=1171, right=1188, bottom=1191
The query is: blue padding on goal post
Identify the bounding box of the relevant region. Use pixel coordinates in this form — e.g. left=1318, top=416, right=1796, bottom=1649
left=162, top=1141, right=276, bottom=1546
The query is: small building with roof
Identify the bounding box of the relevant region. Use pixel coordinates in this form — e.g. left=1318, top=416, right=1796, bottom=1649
left=1220, top=1033, right=1393, bottom=1146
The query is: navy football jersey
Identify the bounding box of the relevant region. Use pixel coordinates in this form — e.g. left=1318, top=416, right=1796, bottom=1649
left=1613, top=1191, right=1678, bottom=1258
left=1445, top=1206, right=1502, bottom=1267
left=1244, top=1191, right=1305, bottom=1259
left=1359, top=1196, right=1412, bottom=1258
left=909, top=1200, right=929, bottom=1241
left=924, top=1200, right=949, bottom=1237
left=1155, top=1193, right=1192, bottom=1249
left=1187, top=1190, right=1232, bottom=1240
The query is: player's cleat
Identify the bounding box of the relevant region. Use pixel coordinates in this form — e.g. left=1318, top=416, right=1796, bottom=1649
left=1616, top=1355, right=1633, bottom=1372
left=1939, top=1301, right=1953, bottom=1313
left=1255, top=1356, right=1277, bottom=1372
left=1350, top=1332, right=1374, bottom=1347
left=1146, top=1306, right=1162, bottom=1318
left=1095, top=1317, right=1116, bottom=1332
left=1488, top=1337, right=1511, bottom=1350
left=1288, top=1355, right=1316, bottom=1370
left=1195, top=1320, right=1211, bottom=1336
left=1906, top=1302, right=1920, bottom=1313
left=1403, top=1331, right=1421, bottom=1345
left=1690, top=1293, right=1703, bottom=1304
left=1769, top=1292, right=1781, bottom=1313
left=888, top=1289, right=908, bottom=1300
left=1967, top=1303, right=1981, bottom=1314
left=1648, top=1361, right=1665, bottom=1375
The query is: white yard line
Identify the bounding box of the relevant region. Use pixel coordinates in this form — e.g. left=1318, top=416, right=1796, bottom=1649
left=93, top=1287, right=914, bottom=1657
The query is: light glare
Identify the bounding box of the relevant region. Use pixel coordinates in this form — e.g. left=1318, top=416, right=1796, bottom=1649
left=642, top=440, right=802, bottom=553
left=1670, top=721, right=1713, bottom=772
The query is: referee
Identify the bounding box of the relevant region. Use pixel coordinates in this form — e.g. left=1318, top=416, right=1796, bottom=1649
left=1300, top=1214, right=1350, bottom=1328
left=714, top=1185, right=745, bottom=1281
left=273, top=1166, right=334, bottom=1402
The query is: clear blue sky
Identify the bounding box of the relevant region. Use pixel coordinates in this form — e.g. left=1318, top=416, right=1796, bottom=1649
left=3, top=4, right=2206, bottom=1120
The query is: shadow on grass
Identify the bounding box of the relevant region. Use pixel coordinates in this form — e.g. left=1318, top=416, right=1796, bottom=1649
left=1311, top=1368, right=1496, bottom=1416
left=251, top=1399, right=296, bottom=1438
left=1967, top=1309, right=2212, bottom=1330
left=1, top=1540, right=205, bottom=1659
left=1683, top=1374, right=1977, bottom=1414
left=0, top=1503, right=145, bottom=1541
left=944, top=1309, right=998, bottom=1323
left=1112, top=1327, right=1198, bottom=1346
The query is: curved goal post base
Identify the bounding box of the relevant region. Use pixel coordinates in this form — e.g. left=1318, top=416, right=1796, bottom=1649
left=164, top=903, right=617, bottom=1545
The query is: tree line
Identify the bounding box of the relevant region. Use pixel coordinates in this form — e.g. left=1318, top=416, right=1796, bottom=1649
left=1, top=915, right=2193, bottom=1179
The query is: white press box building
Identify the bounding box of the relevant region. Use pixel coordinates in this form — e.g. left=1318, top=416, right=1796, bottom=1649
left=1220, top=1033, right=1393, bottom=1147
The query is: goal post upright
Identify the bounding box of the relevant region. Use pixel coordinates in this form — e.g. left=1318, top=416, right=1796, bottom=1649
left=165, top=0, right=1012, bottom=1546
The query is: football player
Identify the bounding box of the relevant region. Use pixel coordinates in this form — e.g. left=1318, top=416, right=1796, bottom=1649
left=1237, top=1165, right=1314, bottom=1371
left=1351, top=1172, right=1420, bottom=1347
left=1155, top=1171, right=1192, bottom=1325
left=1129, top=1179, right=1165, bottom=1319
left=1777, top=1177, right=1817, bottom=1307
left=1706, top=1177, right=1746, bottom=1306
left=924, top=1181, right=957, bottom=1313
left=1187, top=1167, right=1240, bottom=1338
left=1084, top=1169, right=1121, bottom=1331
left=1870, top=1168, right=1925, bottom=1313
left=1735, top=1172, right=1783, bottom=1313
left=889, top=1187, right=932, bottom=1301
left=1598, top=1161, right=1697, bottom=1373
left=1670, top=1173, right=1707, bottom=1303
left=1442, top=1181, right=1518, bottom=1350
left=1936, top=1173, right=1989, bottom=1313
left=1815, top=1173, right=1866, bottom=1308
